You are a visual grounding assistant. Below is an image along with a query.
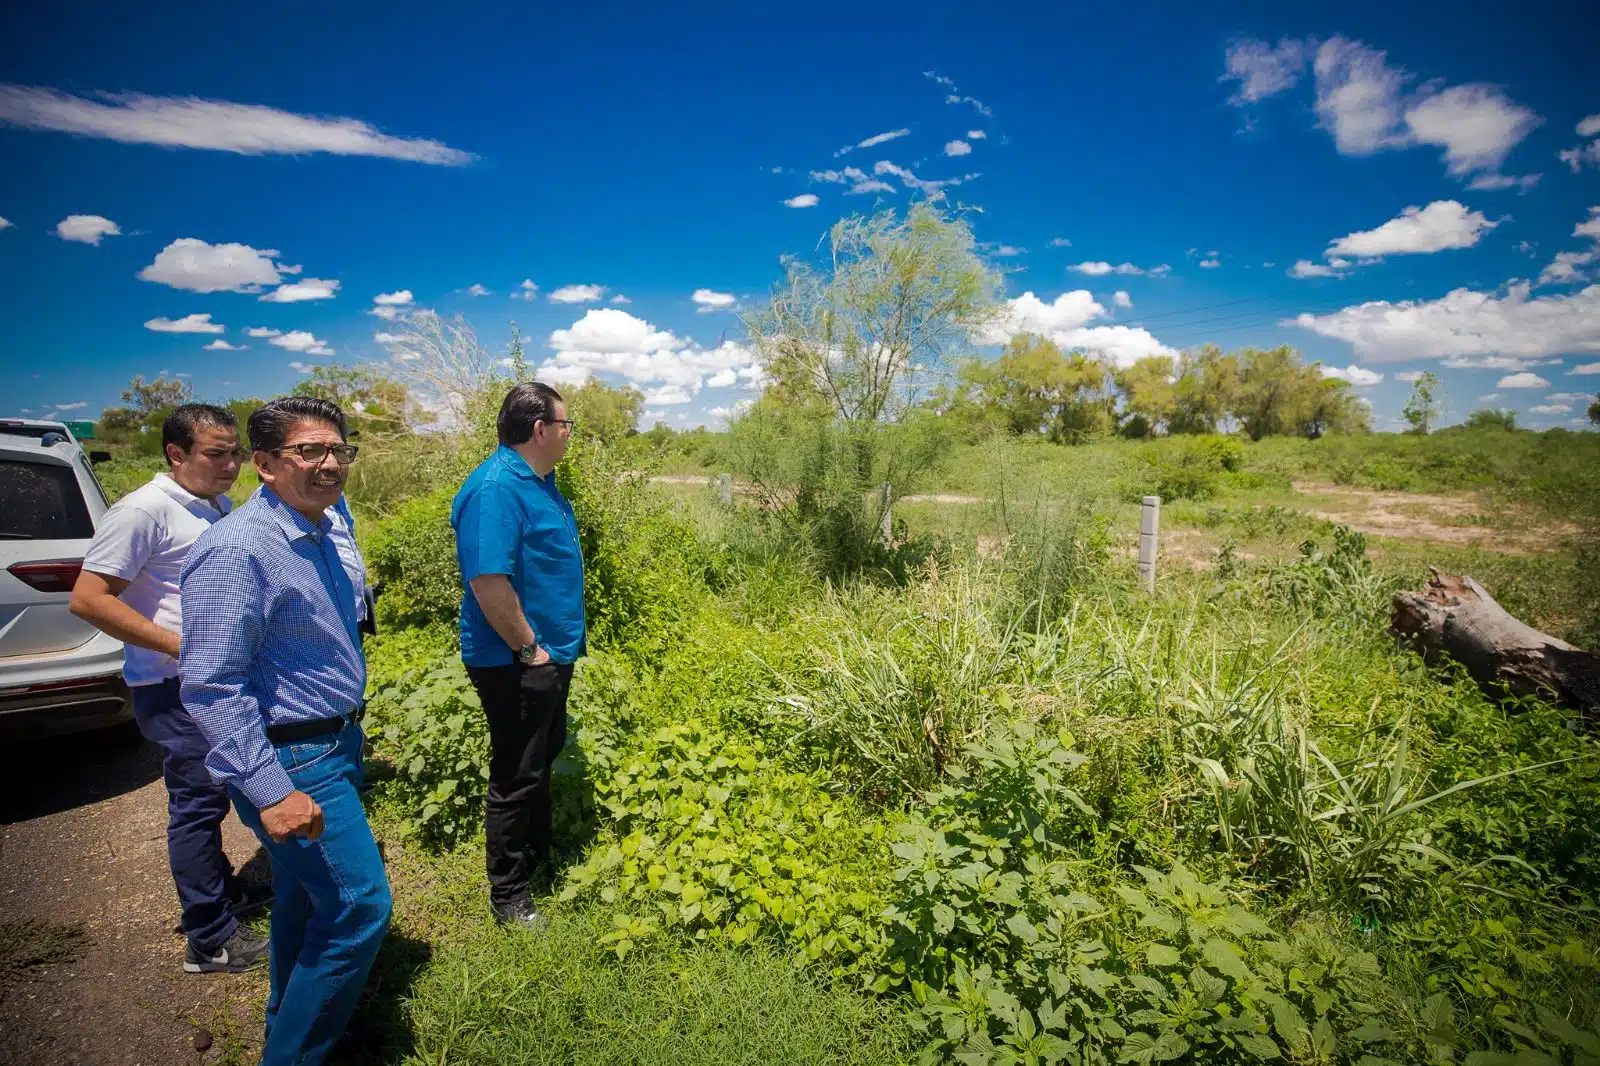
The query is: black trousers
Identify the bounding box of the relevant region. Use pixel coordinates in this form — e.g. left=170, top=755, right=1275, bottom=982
left=465, top=661, right=572, bottom=905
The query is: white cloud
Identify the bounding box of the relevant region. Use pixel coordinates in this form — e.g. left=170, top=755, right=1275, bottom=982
left=810, top=166, right=897, bottom=195
left=1405, top=83, right=1542, bottom=179
left=0, top=216, right=12, bottom=229
left=1222, top=37, right=1307, bottom=104
left=369, top=305, right=402, bottom=321
left=986, top=244, right=1025, bottom=257
left=1580, top=115, right=1600, bottom=139
left=373, top=331, right=403, bottom=345
left=872, top=159, right=977, bottom=197
left=1290, top=283, right=1600, bottom=363
left=536, top=363, right=593, bottom=388
left=692, top=288, right=736, bottom=311
left=706, top=368, right=738, bottom=388
left=643, top=385, right=693, bottom=405
left=1327, top=200, right=1497, bottom=258
left=1561, top=141, right=1600, bottom=173
left=836, top=129, right=910, bottom=155
left=1530, top=403, right=1571, bottom=414
left=54, top=214, right=121, bottom=244
left=1068, top=261, right=1155, bottom=276
left=287, top=361, right=312, bottom=374
left=1049, top=237, right=1072, bottom=248
left=53, top=401, right=88, bottom=411
left=541, top=309, right=758, bottom=395
left=974, top=290, right=1175, bottom=368
left=1289, top=258, right=1351, bottom=279
left=466, top=283, right=490, bottom=297
left=374, top=289, right=413, bottom=306
left=1442, top=354, right=1550, bottom=370
left=269, top=330, right=334, bottom=357
left=945, top=94, right=992, bottom=117
left=1309, top=38, right=1539, bottom=185
left=1319, top=364, right=1384, bottom=386
left=1313, top=36, right=1410, bottom=154
left=512, top=279, right=538, bottom=301
left=1497, top=372, right=1551, bottom=389
left=1546, top=392, right=1590, bottom=403
left=1540, top=251, right=1596, bottom=287
left=783, top=193, right=819, bottom=208
left=246, top=326, right=281, bottom=338
left=549, top=283, right=605, bottom=304
left=1396, top=371, right=1424, bottom=382
left=1112, top=290, right=1132, bottom=309
left=0, top=85, right=472, bottom=164
left=260, top=277, right=339, bottom=302
left=1198, top=258, right=1221, bottom=268
left=203, top=339, right=246, bottom=351
left=1467, top=173, right=1541, bottom=192
left=1576, top=207, right=1600, bottom=242
left=944, top=139, right=972, bottom=157
left=610, top=294, right=630, bottom=304
left=138, top=237, right=283, bottom=293
left=1567, top=362, right=1600, bottom=375
left=144, top=312, right=224, bottom=334
left=1478, top=393, right=1502, bottom=402
left=278, top=263, right=303, bottom=275
left=967, top=130, right=986, bottom=140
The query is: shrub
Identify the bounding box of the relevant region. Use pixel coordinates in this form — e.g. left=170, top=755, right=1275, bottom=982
left=364, top=486, right=461, bottom=629
left=1131, top=436, right=1244, bottom=502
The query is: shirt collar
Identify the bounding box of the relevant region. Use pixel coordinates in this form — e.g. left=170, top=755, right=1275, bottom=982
left=256, top=485, right=333, bottom=541
left=152, top=472, right=232, bottom=516
left=496, top=445, right=541, bottom=481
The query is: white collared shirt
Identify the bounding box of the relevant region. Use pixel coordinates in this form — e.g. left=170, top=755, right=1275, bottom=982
left=82, top=472, right=232, bottom=687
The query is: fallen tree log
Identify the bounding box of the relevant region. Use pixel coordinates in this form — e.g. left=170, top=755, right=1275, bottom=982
left=1391, top=569, right=1600, bottom=727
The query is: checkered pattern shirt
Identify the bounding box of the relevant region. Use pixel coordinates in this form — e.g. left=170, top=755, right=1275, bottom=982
left=179, top=486, right=365, bottom=809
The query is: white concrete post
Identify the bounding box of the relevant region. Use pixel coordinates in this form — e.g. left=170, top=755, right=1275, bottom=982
left=718, top=472, right=733, bottom=507
left=1138, top=495, right=1160, bottom=592
left=879, top=483, right=893, bottom=544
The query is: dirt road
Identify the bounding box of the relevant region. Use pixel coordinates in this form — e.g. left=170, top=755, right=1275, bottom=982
left=0, top=729, right=266, bottom=1065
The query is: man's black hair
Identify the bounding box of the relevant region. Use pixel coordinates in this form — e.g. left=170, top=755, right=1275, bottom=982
left=162, top=404, right=238, bottom=461
left=496, top=382, right=564, bottom=446
left=247, top=396, right=348, bottom=455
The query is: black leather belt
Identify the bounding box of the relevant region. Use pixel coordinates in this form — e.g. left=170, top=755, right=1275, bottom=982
left=266, top=704, right=366, bottom=745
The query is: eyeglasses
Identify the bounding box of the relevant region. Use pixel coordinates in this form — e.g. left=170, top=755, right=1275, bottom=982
left=540, top=418, right=575, bottom=430
left=276, top=442, right=360, bottom=465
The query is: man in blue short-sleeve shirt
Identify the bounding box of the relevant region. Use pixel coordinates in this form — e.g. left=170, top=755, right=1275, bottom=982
left=451, top=381, right=585, bottom=927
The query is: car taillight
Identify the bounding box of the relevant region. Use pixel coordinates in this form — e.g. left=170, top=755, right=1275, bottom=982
left=8, top=559, right=84, bottom=593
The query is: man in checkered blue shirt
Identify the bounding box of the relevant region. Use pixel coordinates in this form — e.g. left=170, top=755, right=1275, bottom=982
left=180, top=396, right=390, bottom=1066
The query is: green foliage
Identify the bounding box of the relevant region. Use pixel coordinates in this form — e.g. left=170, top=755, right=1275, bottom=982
left=1464, top=408, right=1518, bottom=432
left=401, top=906, right=913, bottom=1065
left=1130, top=436, right=1245, bottom=501
left=566, top=378, right=645, bottom=445
left=365, top=486, right=462, bottom=628
left=558, top=654, right=894, bottom=975
left=1402, top=372, right=1441, bottom=436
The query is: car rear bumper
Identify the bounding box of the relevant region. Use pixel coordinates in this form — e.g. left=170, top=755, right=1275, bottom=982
left=0, top=632, right=134, bottom=737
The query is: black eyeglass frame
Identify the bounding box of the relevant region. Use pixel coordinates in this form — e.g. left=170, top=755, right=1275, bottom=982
left=275, top=442, right=361, bottom=465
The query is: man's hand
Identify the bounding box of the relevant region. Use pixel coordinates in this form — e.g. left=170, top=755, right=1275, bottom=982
left=524, top=644, right=552, bottom=666
left=260, top=790, right=324, bottom=841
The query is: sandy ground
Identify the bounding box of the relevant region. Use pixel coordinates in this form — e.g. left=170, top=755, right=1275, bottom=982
left=0, top=729, right=266, bottom=1065
left=1290, top=481, right=1578, bottom=552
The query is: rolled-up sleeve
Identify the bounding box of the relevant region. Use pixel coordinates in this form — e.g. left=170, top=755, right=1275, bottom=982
left=179, top=544, right=294, bottom=809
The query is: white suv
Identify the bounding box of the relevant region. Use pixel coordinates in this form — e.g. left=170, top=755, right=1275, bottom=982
left=0, top=418, right=134, bottom=737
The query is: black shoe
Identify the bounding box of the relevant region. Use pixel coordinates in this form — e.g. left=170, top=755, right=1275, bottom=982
left=490, top=895, right=548, bottom=931
left=228, top=880, right=275, bottom=919
left=184, top=930, right=269, bottom=974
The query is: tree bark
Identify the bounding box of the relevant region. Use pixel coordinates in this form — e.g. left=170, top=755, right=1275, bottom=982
left=1391, top=569, right=1600, bottom=727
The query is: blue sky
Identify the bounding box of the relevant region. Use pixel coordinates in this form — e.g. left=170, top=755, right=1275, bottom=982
left=2, top=1, right=1598, bottom=432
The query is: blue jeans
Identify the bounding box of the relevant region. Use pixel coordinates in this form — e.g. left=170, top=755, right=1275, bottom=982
left=130, top=678, right=240, bottom=954
left=230, top=723, right=392, bottom=1066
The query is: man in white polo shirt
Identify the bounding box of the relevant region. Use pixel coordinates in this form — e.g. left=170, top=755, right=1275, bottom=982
left=69, top=403, right=270, bottom=974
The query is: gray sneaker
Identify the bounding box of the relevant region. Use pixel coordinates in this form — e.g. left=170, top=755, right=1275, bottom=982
left=490, top=896, right=548, bottom=931
left=184, top=930, right=268, bottom=974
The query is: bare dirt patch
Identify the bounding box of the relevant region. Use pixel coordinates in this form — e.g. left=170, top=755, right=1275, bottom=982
left=0, top=732, right=267, bottom=1065
left=1290, top=481, right=1576, bottom=553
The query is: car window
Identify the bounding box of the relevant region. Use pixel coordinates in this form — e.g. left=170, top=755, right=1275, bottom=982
left=0, top=459, right=94, bottom=539
left=77, top=453, right=109, bottom=508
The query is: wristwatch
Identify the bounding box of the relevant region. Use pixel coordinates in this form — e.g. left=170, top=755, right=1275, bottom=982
left=517, top=642, right=540, bottom=664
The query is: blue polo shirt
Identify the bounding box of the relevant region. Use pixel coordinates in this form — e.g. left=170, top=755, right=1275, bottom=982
left=451, top=446, right=586, bottom=667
